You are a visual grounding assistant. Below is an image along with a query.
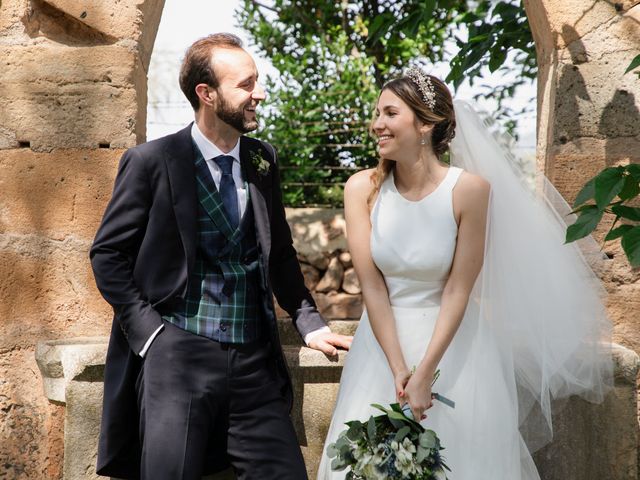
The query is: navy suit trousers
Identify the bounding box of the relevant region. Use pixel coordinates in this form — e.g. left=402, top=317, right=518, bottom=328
left=135, top=321, right=307, bottom=480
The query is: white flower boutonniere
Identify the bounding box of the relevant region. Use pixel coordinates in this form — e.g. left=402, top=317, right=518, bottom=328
left=250, top=150, right=271, bottom=176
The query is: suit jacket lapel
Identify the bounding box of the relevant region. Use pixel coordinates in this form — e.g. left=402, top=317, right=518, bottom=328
left=240, top=137, right=271, bottom=261
left=164, top=125, right=198, bottom=279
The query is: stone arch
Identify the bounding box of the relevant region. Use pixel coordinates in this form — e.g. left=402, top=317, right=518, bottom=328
left=0, top=1, right=639, bottom=477
left=523, top=0, right=640, bottom=348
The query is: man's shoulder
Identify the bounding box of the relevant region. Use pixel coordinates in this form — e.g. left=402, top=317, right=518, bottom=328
left=126, top=125, right=192, bottom=160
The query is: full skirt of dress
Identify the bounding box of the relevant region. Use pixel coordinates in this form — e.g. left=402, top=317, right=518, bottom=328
left=317, top=303, right=541, bottom=480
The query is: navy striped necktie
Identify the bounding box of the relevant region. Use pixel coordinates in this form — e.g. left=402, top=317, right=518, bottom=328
left=213, top=155, right=239, bottom=229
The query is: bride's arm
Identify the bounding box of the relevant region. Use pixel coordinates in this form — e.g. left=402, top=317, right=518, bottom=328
left=344, top=170, right=410, bottom=399
left=404, top=172, right=490, bottom=420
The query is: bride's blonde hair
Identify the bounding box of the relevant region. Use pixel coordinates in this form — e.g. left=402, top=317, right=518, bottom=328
left=367, top=73, right=456, bottom=206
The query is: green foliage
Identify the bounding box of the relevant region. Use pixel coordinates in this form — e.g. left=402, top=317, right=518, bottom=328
left=566, top=165, right=640, bottom=267
left=236, top=0, right=535, bottom=206
left=625, top=54, right=640, bottom=79
left=328, top=402, right=449, bottom=479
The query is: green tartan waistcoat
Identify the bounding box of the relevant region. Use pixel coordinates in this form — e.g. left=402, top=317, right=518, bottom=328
left=163, top=153, right=264, bottom=343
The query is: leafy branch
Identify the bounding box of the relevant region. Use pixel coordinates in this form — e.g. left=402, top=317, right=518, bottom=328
left=566, top=55, right=640, bottom=267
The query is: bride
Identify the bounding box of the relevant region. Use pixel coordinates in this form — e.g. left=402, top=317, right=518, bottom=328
left=317, top=68, right=612, bottom=479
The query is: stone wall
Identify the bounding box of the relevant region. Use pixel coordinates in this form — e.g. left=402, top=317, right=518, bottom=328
left=0, top=1, right=164, bottom=478
left=524, top=0, right=640, bottom=353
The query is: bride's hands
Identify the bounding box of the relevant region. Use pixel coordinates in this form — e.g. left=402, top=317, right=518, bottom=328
left=404, top=373, right=434, bottom=421
left=393, top=368, right=412, bottom=404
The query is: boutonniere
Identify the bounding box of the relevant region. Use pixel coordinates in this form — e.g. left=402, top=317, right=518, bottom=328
left=250, top=150, right=270, bottom=176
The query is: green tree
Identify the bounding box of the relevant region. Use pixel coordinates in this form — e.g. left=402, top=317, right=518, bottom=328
left=236, top=0, right=535, bottom=206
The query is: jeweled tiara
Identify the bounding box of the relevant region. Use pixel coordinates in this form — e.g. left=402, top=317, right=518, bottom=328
left=405, top=67, right=436, bottom=110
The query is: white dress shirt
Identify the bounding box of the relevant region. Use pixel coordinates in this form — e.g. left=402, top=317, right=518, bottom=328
left=139, top=124, right=329, bottom=357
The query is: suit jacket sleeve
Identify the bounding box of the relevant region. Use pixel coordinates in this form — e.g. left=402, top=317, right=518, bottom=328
left=90, top=148, right=163, bottom=353
left=266, top=144, right=328, bottom=339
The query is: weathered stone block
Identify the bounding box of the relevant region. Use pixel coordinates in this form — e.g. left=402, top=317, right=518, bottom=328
left=0, top=149, right=119, bottom=238
left=0, top=44, right=146, bottom=149
left=0, top=239, right=112, bottom=351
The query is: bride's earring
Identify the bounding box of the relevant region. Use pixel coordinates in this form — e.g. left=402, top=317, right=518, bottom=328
left=420, top=134, right=427, bottom=146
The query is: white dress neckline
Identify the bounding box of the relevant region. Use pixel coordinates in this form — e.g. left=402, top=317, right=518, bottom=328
left=388, top=166, right=454, bottom=204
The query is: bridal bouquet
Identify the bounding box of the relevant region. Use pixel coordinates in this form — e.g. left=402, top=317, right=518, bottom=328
left=328, top=371, right=452, bottom=479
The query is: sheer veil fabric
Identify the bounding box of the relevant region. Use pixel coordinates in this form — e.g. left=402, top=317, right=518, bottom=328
left=450, top=99, right=613, bottom=452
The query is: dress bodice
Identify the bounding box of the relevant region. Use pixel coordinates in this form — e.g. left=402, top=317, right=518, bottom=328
left=370, top=166, right=463, bottom=307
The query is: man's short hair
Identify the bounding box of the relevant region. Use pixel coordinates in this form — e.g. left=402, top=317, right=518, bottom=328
left=179, top=33, right=244, bottom=111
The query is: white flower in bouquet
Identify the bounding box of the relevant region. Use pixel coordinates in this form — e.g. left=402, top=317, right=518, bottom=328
left=392, top=437, right=422, bottom=476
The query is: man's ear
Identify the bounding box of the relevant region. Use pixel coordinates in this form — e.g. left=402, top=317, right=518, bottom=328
left=195, top=84, right=215, bottom=108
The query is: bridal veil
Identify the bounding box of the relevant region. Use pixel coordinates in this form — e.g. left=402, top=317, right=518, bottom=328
left=449, top=99, right=613, bottom=453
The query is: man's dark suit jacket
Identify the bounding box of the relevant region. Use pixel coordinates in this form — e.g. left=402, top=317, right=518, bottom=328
left=90, top=125, right=327, bottom=478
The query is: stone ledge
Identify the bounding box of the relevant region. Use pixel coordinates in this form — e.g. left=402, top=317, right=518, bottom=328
left=35, top=339, right=639, bottom=480
left=35, top=336, right=107, bottom=403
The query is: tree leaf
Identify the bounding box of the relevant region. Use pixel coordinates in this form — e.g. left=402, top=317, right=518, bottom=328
left=565, top=206, right=604, bottom=242
left=618, top=174, right=640, bottom=201
left=624, top=54, right=640, bottom=74
left=612, top=205, right=640, bottom=222
left=594, top=167, right=625, bottom=209
left=573, top=177, right=596, bottom=207
left=626, top=163, right=640, bottom=182
left=605, top=224, right=633, bottom=241
left=621, top=226, right=640, bottom=267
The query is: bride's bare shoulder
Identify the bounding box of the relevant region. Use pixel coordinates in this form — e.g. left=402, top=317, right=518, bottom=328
left=456, top=170, right=490, bottom=199
left=345, top=168, right=377, bottom=200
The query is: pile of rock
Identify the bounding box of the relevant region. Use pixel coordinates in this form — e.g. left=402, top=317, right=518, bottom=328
left=297, top=250, right=362, bottom=320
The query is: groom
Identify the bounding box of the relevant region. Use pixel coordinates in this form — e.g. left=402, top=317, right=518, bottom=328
left=90, top=33, right=350, bottom=479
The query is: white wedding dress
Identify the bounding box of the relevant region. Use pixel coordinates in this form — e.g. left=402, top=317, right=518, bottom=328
left=318, top=100, right=612, bottom=479
left=317, top=166, right=540, bottom=479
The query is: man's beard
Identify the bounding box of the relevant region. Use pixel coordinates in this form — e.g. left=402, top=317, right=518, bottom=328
left=215, top=94, right=258, bottom=133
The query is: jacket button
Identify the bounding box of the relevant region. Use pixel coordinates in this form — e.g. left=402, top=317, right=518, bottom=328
left=220, top=324, right=227, bottom=332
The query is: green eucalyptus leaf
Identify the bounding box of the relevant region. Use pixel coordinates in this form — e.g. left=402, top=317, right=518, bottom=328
left=367, top=415, right=377, bottom=440
left=326, top=443, right=338, bottom=458
left=389, top=416, right=406, bottom=429
left=346, top=423, right=363, bottom=441
left=416, top=445, right=429, bottom=463
left=612, top=205, right=640, bottom=222
left=394, top=426, right=411, bottom=442
left=594, top=167, right=626, bottom=209
left=605, top=224, right=633, bottom=241
left=566, top=206, right=604, bottom=242
left=331, top=457, right=348, bottom=471
left=387, top=410, right=411, bottom=422
left=419, top=430, right=437, bottom=449
left=573, top=177, right=596, bottom=208
left=621, top=226, right=640, bottom=267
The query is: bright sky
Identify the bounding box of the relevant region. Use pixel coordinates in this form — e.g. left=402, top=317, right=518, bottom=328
left=147, top=0, right=537, bottom=153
